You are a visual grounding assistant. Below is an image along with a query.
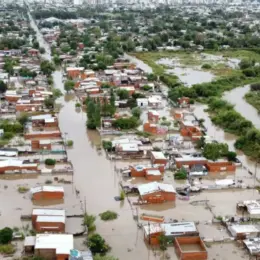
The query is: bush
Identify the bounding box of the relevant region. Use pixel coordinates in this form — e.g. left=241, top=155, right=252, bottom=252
left=112, top=117, right=138, bottom=130
left=99, top=211, right=118, bottom=221
left=131, top=107, right=141, bottom=119
left=119, top=190, right=125, bottom=201
left=202, top=63, right=212, bottom=69
left=102, top=141, right=112, bottom=152
left=83, top=214, right=96, bottom=233
left=0, top=244, right=15, bottom=254
left=174, top=168, right=187, bottom=180
left=75, top=102, right=81, bottom=108
left=45, top=158, right=56, bottom=166
left=66, top=140, right=73, bottom=147
left=250, top=82, right=260, bottom=91
left=243, top=68, right=256, bottom=77
left=86, top=233, right=110, bottom=255
left=203, top=143, right=228, bottom=161
left=0, top=227, right=13, bottom=244
left=17, top=186, right=29, bottom=193
left=142, top=85, right=152, bottom=91
left=117, top=89, right=129, bottom=100
left=226, top=151, right=237, bottom=161
left=45, top=179, right=53, bottom=184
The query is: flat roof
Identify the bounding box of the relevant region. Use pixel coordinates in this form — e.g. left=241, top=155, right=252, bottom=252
left=31, top=114, right=52, bottom=121
left=151, top=151, right=166, bottom=160
left=146, top=169, right=161, bottom=176
left=24, top=236, right=36, bottom=246
left=118, top=143, right=139, bottom=152
left=30, top=186, right=64, bottom=194
left=37, top=215, right=65, bottom=223
left=175, top=157, right=207, bottom=162
left=33, top=208, right=65, bottom=216
left=35, top=234, right=73, bottom=255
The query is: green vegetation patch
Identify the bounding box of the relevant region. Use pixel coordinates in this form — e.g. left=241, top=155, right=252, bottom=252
left=99, top=210, right=118, bottom=221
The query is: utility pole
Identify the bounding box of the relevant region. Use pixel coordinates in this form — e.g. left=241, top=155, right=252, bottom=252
left=84, top=196, right=87, bottom=215
left=148, top=221, right=151, bottom=260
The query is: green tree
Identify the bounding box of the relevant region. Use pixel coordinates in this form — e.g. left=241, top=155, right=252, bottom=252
left=87, top=233, right=110, bottom=255
left=64, top=80, right=74, bottom=92
left=40, top=60, right=55, bottom=76
left=158, top=234, right=168, bottom=251
left=83, top=214, right=96, bottom=233
left=117, top=89, right=129, bottom=100
left=0, top=227, right=13, bottom=244
left=132, top=107, right=141, bottom=119
left=44, top=97, right=55, bottom=109
left=0, top=80, right=7, bottom=93
left=203, top=143, right=228, bottom=161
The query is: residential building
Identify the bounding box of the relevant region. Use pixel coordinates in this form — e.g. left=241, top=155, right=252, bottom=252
left=138, top=182, right=176, bottom=203
left=143, top=222, right=198, bottom=245
left=150, top=151, right=168, bottom=165
left=228, top=224, right=260, bottom=239
left=30, top=186, right=64, bottom=201
left=175, top=236, right=208, bottom=260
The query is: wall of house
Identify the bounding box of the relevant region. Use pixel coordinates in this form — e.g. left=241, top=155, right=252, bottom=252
left=67, top=70, right=81, bottom=79
left=6, top=96, right=20, bottom=102
left=130, top=167, right=145, bottom=177
left=151, top=156, right=168, bottom=166
left=35, top=221, right=65, bottom=233
left=32, top=191, right=64, bottom=200
left=175, top=237, right=208, bottom=260
left=0, top=165, right=38, bottom=174
left=16, top=104, right=42, bottom=112
left=57, top=253, right=69, bottom=260
left=35, top=248, right=56, bottom=259
left=205, top=162, right=236, bottom=173
left=144, top=231, right=163, bottom=245
left=146, top=173, right=162, bottom=181
left=25, top=132, right=61, bottom=140
left=175, top=160, right=208, bottom=169
left=141, top=191, right=176, bottom=203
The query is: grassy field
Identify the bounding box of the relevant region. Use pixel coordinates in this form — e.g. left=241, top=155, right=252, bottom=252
left=132, top=50, right=242, bottom=78
left=245, top=91, right=260, bottom=112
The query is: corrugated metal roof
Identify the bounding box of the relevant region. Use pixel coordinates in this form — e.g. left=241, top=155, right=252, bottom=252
left=33, top=208, right=65, bottom=216
left=138, top=182, right=175, bottom=196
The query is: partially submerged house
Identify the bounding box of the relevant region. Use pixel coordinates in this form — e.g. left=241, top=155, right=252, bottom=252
left=130, top=164, right=164, bottom=181
left=143, top=222, right=198, bottom=245
left=30, top=186, right=64, bottom=201
left=150, top=151, right=168, bottom=165
left=0, top=160, right=38, bottom=174
left=175, top=236, right=208, bottom=260
left=24, top=234, right=74, bottom=260
left=137, top=182, right=176, bottom=203
left=32, top=209, right=66, bottom=233
left=228, top=224, right=260, bottom=239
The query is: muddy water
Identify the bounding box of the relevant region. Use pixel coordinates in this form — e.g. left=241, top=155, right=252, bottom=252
left=223, top=84, right=260, bottom=129
left=28, top=15, right=160, bottom=260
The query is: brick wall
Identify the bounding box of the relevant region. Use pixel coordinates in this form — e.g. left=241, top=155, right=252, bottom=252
left=32, top=191, right=64, bottom=201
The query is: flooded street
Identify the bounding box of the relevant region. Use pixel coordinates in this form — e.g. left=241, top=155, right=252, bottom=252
left=223, top=84, right=260, bottom=129
left=28, top=12, right=161, bottom=260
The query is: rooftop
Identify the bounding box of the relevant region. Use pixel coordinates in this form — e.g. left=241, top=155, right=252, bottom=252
left=35, top=234, right=73, bottom=255
left=151, top=151, right=166, bottom=160
left=36, top=215, right=65, bottom=223
left=30, top=186, right=64, bottom=194
left=32, top=208, right=65, bottom=217
left=138, top=182, right=175, bottom=196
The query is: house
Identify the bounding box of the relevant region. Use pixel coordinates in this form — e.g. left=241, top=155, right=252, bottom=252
left=31, top=114, right=59, bottom=128
left=28, top=48, right=39, bottom=57
left=148, top=95, right=162, bottom=108
left=237, top=200, right=260, bottom=218
left=143, top=122, right=157, bottom=134
left=175, top=157, right=208, bottom=169
left=32, top=209, right=66, bottom=230
left=148, top=110, right=159, bottom=123
left=205, top=160, right=236, bottom=173
left=178, top=97, right=190, bottom=108
left=0, top=160, right=38, bottom=174
left=228, top=224, right=260, bottom=239
left=66, top=67, right=84, bottom=79
left=31, top=140, right=52, bottom=150
left=180, top=120, right=202, bottom=141
left=30, top=186, right=64, bottom=201
left=24, top=234, right=74, bottom=260
left=138, top=182, right=176, bottom=203
left=143, top=222, right=198, bottom=245
left=175, top=237, right=207, bottom=260
left=150, top=151, right=168, bottom=165
left=244, top=237, right=260, bottom=256
left=5, top=90, right=21, bottom=102
left=130, top=164, right=164, bottom=181
left=137, top=98, right=148, bottom=107
left=35, top=216, right=66, bottom=233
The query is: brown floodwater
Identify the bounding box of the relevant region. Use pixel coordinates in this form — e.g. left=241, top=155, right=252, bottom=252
left=21, top=19, right=260, bottom=259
